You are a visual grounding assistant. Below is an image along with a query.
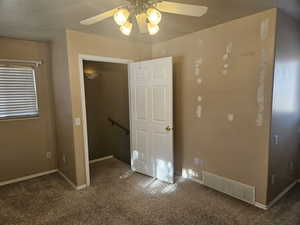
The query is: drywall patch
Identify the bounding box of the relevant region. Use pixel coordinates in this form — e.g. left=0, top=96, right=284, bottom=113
left=226, top=42, right=233, bottom=54
left=196, top=58, right=203, bottom=65
left=197, top=96, right=202, bottom=102
left=197, top=78, right=202, bottom=84
left=194, top=58, right=204, bottom=118
left=258, top=19, right=269, bottom=128
left=227, top=113, right=235, bottom=122
left=260, top=18, right=270, bottom=41
left=195, top=91, right=203, bottom=118
left=194, top=58, right=203, bottom=76
left=196, top=105, right=202, bottom=118
left=222, top=54, right=229, bottom=61
left=256, top=48, right=268, bottom=127
left=194, top=65, right=200, bottom=76
left=221, top=43, right=233, bottom=75
left=197, top=39, right=204, bottom=47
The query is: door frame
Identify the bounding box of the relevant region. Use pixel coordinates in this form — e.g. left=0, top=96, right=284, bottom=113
left=78, top=54, right=133, bottom=187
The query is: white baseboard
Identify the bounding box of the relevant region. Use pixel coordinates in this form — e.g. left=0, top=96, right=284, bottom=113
left=0, top=169, right=58, bottom=186
left=76, top=184, right=88, bottom=190
left=0, top=168, right=90, bottom=191
left=255, top=180, right=298, bottom=210
left=57, top=170, right=77, bottom=189
left=254, top=202, right=268, bottom=210
left=89, top=155, right=113, bottom=164
left=178, top=175, right=204, bottom=185
left=189, top=177, right=204, bottom=185
left=57, top=170, right=87, bottom=190
left=58, top=155, right=113, bottom=190
left=267, top=180, right=297, bottom=209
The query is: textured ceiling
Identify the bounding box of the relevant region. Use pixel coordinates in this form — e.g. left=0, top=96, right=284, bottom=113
left=0, top=0, right=299, bottom=43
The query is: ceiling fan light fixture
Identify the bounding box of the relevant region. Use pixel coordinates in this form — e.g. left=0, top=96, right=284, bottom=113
left=120, top=21, right=133, bottom=36
left=114, top=8, right=130, bottom=26
left=146, top=8, right=162, bottom=25
left=80, top=1, right=208, bottom=37
left=148, top=23, right=159, bottom=35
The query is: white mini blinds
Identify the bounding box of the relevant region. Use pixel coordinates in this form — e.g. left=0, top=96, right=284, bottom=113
left=0, top=67, right=39, bottom=119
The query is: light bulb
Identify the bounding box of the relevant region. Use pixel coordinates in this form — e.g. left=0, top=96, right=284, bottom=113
left=114, top=8, right=130, bottom=26
left=148, top=23, right=159, bottom=35
left=147, top=8, right=162, bottom=25
left=120, top=22, right=133, bottom=36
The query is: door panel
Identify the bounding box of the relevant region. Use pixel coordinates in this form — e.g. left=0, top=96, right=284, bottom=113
left=153, top=87, right=168, bottom=122
left=129, top=57, right=174, bottom=183
left=135, top=86, right=147, bottom=120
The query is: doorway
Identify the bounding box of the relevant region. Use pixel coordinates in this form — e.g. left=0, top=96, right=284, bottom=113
left=83, top=59, right=131, bottom=165
left=79, top=55, right=174, bottom=187
left=79, top=55, right=132, bottom=186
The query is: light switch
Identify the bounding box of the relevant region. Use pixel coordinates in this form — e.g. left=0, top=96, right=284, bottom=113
left=46, top=152, right=52, bottom=159
left=75, top=117, right=81, bottom=126
left=274, top=135, right=279, bottom=145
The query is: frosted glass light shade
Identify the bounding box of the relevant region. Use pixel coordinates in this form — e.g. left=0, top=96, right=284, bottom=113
left=120, top=22, right=133, bottom=36
left=148, top=23, right=159, bottom=35
left=114, top=8, right=130, bottom=26
left=147, top=8, right=162, bottom=25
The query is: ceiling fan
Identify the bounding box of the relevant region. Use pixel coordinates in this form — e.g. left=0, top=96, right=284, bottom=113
left=80, top=0, right=208, bottom=36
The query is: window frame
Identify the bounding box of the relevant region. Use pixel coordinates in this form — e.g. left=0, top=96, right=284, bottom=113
left=0, top=66, right=40, bottom=121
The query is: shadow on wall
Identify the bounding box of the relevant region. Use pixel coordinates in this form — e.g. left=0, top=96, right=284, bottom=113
left=172, top=56, right=184, bottom=175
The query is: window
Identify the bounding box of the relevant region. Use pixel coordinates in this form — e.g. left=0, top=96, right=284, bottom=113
left=0, top=67, right=39, bottom=119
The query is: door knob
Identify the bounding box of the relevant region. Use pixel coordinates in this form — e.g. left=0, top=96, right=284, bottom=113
left=166, top=126, right=172, bottom=131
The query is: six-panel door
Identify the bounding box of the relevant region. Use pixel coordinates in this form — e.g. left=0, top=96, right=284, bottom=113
left=129, top=57, right=174, bottom=183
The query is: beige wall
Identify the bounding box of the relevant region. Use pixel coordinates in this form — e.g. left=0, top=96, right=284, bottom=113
left=51, top=33, right=77, bottom=183
left=152, top=9, right=277, bottom=204
left=267, top=11, right=300, bottom=203
left=66, top=30, right=152, bottom=185
left=0, top=38, right=57, bottom=182
left=58, top=10, right=282, bottom=204
left=83, top=61, right=130, bottom=163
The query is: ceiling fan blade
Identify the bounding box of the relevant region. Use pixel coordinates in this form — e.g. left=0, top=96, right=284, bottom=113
left=80, top=8, right=118, bottom=25
left=136, top=13, right=148, bottom=34
left=156, top=1, right=208, bottom=17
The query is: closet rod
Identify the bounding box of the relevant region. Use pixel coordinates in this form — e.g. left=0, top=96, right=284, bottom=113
left=0, top=59, right=42, bottom=67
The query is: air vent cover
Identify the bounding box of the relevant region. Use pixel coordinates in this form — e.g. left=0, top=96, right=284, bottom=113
left=203, top=171, right=255, bottom=204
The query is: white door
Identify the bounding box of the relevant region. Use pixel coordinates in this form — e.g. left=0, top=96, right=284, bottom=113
left=129, top=57, right=174, bottom=183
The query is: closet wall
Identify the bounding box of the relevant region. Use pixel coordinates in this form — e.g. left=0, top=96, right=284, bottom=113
left=83, top=61, right=130, bottom=164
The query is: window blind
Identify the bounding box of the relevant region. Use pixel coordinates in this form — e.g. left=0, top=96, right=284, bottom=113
left=0, top=67, right=39, bottom=119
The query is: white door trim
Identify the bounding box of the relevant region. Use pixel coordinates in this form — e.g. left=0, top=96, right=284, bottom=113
left=78, top=54, right=133, bottom=188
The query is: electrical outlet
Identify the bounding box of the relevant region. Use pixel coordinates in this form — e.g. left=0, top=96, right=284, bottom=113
left=194, top=158, right=200, bottom=165
left=46, top=152, right=52, bottom=159
left=272, top=174, right=276, bottom=185
left=194, top=158, right=204, bottom=169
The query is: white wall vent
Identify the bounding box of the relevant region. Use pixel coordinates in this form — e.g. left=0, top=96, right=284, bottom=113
left=203, top=171, right=255, bottom=204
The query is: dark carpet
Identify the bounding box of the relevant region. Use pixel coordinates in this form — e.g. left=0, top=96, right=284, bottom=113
left=1, top=158, right=300, bottom=225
